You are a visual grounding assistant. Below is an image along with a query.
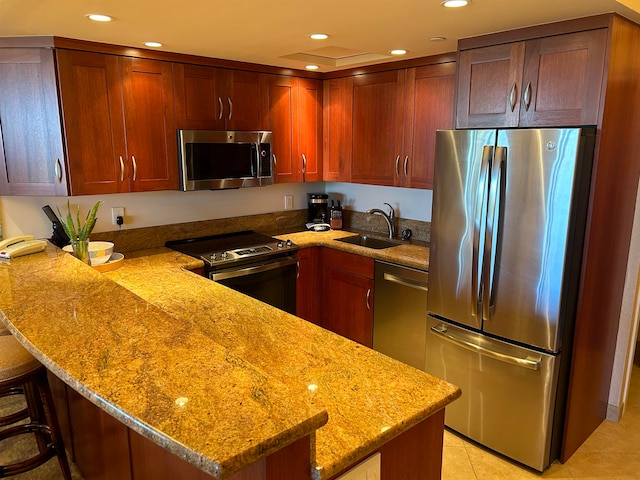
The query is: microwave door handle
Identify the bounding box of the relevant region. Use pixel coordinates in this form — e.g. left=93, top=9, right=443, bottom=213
left=252, top=143, right=259, bottom=177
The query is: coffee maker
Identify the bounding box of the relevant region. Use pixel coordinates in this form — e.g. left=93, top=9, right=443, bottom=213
left=307, top=193, right=329, bottom=224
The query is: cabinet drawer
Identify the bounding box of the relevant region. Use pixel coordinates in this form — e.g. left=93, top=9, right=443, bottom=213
left=323, top=248, right=374, bottom=278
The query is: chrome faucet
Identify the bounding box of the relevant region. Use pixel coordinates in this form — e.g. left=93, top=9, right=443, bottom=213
left=366, top=203, right=396, bottom=239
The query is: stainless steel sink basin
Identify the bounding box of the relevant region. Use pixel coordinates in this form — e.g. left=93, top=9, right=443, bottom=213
left=335, top=235, right=401, bottom=249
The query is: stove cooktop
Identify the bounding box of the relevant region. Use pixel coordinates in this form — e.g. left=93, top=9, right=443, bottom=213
left=165, top=230, right=298, bottom=269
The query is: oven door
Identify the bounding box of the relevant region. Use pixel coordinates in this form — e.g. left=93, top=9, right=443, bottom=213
left=209, top=256, right=297, bottom=314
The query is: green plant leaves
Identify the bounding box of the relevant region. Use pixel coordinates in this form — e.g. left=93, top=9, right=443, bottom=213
left=57, top=200, right=102, bottom=242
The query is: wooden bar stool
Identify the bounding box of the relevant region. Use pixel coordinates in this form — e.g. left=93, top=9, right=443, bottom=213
left=0, top=335, right=71, bottom=479
left=0, top=324, right=9, bottom=336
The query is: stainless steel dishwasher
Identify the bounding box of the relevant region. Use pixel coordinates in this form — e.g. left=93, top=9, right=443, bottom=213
left=373, top=260, right=428, bottom=370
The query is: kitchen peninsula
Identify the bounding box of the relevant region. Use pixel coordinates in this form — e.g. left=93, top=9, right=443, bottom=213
left=0, top=241, right=460, bottom=480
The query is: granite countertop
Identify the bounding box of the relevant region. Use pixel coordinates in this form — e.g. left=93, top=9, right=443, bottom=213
left=0, top=233, right=456, bottom=480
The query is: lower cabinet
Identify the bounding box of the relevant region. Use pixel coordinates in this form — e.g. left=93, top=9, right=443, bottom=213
left=320, top=248, right=374, bottom=348
left=296, top=247, right=321, bottom=325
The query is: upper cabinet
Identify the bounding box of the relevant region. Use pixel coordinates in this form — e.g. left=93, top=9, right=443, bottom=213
left=456, top=29, right=607, bottom=128
left=322, top=77, right=353, bottom=182
left=268, top=75, right=323, bottom=183
left=349, top=63, right=456, bottom=188
left=0, top=48, right=68, bottom=195
left=174, top=64, right=268, bottom=131
left=57, top=50, right=179, bottom=194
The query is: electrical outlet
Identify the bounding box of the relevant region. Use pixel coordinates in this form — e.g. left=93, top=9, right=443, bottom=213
left=111, top=207, right=125, bottom=225
left=284, top=195, right=293, bottom=210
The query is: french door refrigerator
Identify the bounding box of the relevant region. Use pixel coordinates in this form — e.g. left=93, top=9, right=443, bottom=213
left=425, top=128, right=596, bottom=471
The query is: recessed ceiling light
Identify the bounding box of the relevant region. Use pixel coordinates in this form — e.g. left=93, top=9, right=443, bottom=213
left=390, top=49, right=407, bottom=55
left=144, top=42, right=163, bottom=48
left=87, top=13, right=112, bottom=22
left=305, top=65, right=319, bottom=70
left=310, top=33, right=329, bottom=40
left=430, top=36, right=446, bottom=41
left=442, top=0, right=468, bottom=7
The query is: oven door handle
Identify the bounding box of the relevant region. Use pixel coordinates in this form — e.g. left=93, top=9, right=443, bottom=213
left=209, top=257, right=297, bottom=281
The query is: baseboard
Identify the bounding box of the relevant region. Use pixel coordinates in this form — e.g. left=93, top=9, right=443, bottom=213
left=607, top=402, right=623, bottom=422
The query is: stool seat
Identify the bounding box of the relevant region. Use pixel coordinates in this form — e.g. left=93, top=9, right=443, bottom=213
left=0, top=336, right=40, bottom=382
left=0, top=335, right=71, bottom=479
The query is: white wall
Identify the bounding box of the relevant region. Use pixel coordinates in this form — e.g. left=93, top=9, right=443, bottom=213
left=0, top=182, right=431, bottom=239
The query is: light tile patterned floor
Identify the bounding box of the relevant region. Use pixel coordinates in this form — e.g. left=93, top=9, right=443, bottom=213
left=442, top=364, right=640, bottom=480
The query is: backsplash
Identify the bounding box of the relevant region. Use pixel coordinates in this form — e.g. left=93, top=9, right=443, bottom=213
left=91, top=209, right=430, bottom=253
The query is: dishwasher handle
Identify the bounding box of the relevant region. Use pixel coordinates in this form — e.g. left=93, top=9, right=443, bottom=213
left=429, top=324, right=541, bottom=370
left=210, top=257, right=296, bottom=281
left=383, top=272, right=428, bottom=292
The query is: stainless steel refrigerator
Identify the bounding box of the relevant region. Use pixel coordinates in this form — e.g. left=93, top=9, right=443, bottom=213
left=425, top=128, right=596, bottom=471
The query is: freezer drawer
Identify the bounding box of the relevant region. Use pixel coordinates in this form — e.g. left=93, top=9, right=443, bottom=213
left=425, top=316, right=560, bottom=471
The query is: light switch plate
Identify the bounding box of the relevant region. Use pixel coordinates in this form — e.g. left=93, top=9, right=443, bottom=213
left=284, top=195, right=293, bottom=210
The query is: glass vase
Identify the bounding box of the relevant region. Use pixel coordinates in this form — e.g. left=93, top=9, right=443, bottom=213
left=71, top=239, right=91, bottom=265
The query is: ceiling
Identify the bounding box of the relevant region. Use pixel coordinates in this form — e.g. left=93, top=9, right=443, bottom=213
left=1, top=0, right=640, bottom=72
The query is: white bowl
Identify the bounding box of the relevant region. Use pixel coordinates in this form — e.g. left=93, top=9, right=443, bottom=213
left=63, top=241, right=114, bottom=266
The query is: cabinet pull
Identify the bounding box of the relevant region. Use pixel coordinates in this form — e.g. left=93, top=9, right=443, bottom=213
left=296, top=260, right=300, bottom=279
left=403, top=156, right=409, bottom=177
left=395, top=155, right=400, bottom=177
left=302, top=154, right=307, bottom=174
left=366, top=288, right=371, bottom=310
left=54, top=158, right=63, bottom=183
left=119, top=156, right=125, bottom=182
left=131, top=156, right=137, bottom=181
left=218, top=97, right=223, bottom=120
left=523, top=81, right=532, bottom=111
left=509, top=82, right=518, bottom=112
left=228, top=98, right=233, bottom=121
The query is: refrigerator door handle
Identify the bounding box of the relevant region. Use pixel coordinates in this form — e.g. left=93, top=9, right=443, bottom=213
left=430, top=324, right=541, bottom=370
left=483, top=146, right=505, bottom=321
left=472, top=145, right=493, bottom=318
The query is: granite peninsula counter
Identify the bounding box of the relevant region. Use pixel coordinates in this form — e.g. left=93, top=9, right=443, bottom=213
left=0, top=238, right=459, bottom=480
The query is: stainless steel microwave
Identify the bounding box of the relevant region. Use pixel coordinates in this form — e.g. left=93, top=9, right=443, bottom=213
left=177, top=130, right=273, bottom=191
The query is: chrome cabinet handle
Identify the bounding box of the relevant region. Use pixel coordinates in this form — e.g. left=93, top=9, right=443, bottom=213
left=54, top=158, right=63, bottom=183
left=366, top=288, right=371, bottom=310
left=430, top=324, right=541, bottom=370
left=509, top=82, right=518, bottom=112
left=523, top=81, right=532, bottom=111
left=403, top=156, right=409, bottom=177
left=218, top=97, right=223, bottom=120
left=296, top=260, right=300, bottom=279
left=228, top=98, right=233, bottom=121
left=302, top=154, right=307, bottom=174
left=131, top=156, right=137, bottom=181
left=119, top=156, right=125, bottom=182
left=395, top=155, right=400, bottom=177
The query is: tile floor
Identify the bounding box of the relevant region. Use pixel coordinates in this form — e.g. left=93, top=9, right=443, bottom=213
left=2, top=364, right=639, bottom=479
left=442, top=363, right=640, bottom=480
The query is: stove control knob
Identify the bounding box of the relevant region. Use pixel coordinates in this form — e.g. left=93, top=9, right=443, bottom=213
left=210, top=253, right=217, bottom=261
left=221, top=251, right=228, bottom=259
left=285, top=239, right=293, bottom=247
left=277, top=241, right=284, bottom=248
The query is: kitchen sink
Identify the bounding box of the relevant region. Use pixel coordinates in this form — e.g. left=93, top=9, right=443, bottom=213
left=334, top=235, right=401, bottom=249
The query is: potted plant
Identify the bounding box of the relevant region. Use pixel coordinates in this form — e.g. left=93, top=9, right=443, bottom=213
left=57, top=200, right=102, bottom=264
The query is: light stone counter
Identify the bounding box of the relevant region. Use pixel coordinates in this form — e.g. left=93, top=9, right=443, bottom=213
left=0, top=237, right=457, bottom=480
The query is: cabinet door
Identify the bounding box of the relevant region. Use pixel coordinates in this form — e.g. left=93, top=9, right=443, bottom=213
left=298, top=78, right=323, bottom=182
left=269, top=75, right=301, bottom=183
left=174, top=63, right=225, bottom=130
left=519, top=29, right=607, bottom=127
left=322, top=249, right=374, bottom=347
left=403, top=63, right=456, bottom=189
left=120, top=57, right=179, bottom=191
left=225, top=69, right=269, bottom=131
left=296, top=247, right=319, bottom=324
left=323, top=77, right=352, bottom=182
left=456, top=42, right=525, bottom=129
left=57, top=49, right=127, bottom=195
left=0, top=48, right=68, bottom=195
left=351, top=70, right=405, bottom=186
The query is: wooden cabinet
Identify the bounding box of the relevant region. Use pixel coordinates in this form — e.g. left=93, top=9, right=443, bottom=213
left=268, top=75, right=322, bottom=183
left=174, top=64, right=268, bottom=131
left=323, top=77, right=353, bottom=182
left=0, top=48, right=69, bottom=195
left=321, top=248, right=374, bottom=347
left=349, top=64, right=455, bottom=188
left=296, top=247, right=320, bottom=325
left=456, top=29, right=607, bottom=128
left=57, top=50, right=179, bottom=194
